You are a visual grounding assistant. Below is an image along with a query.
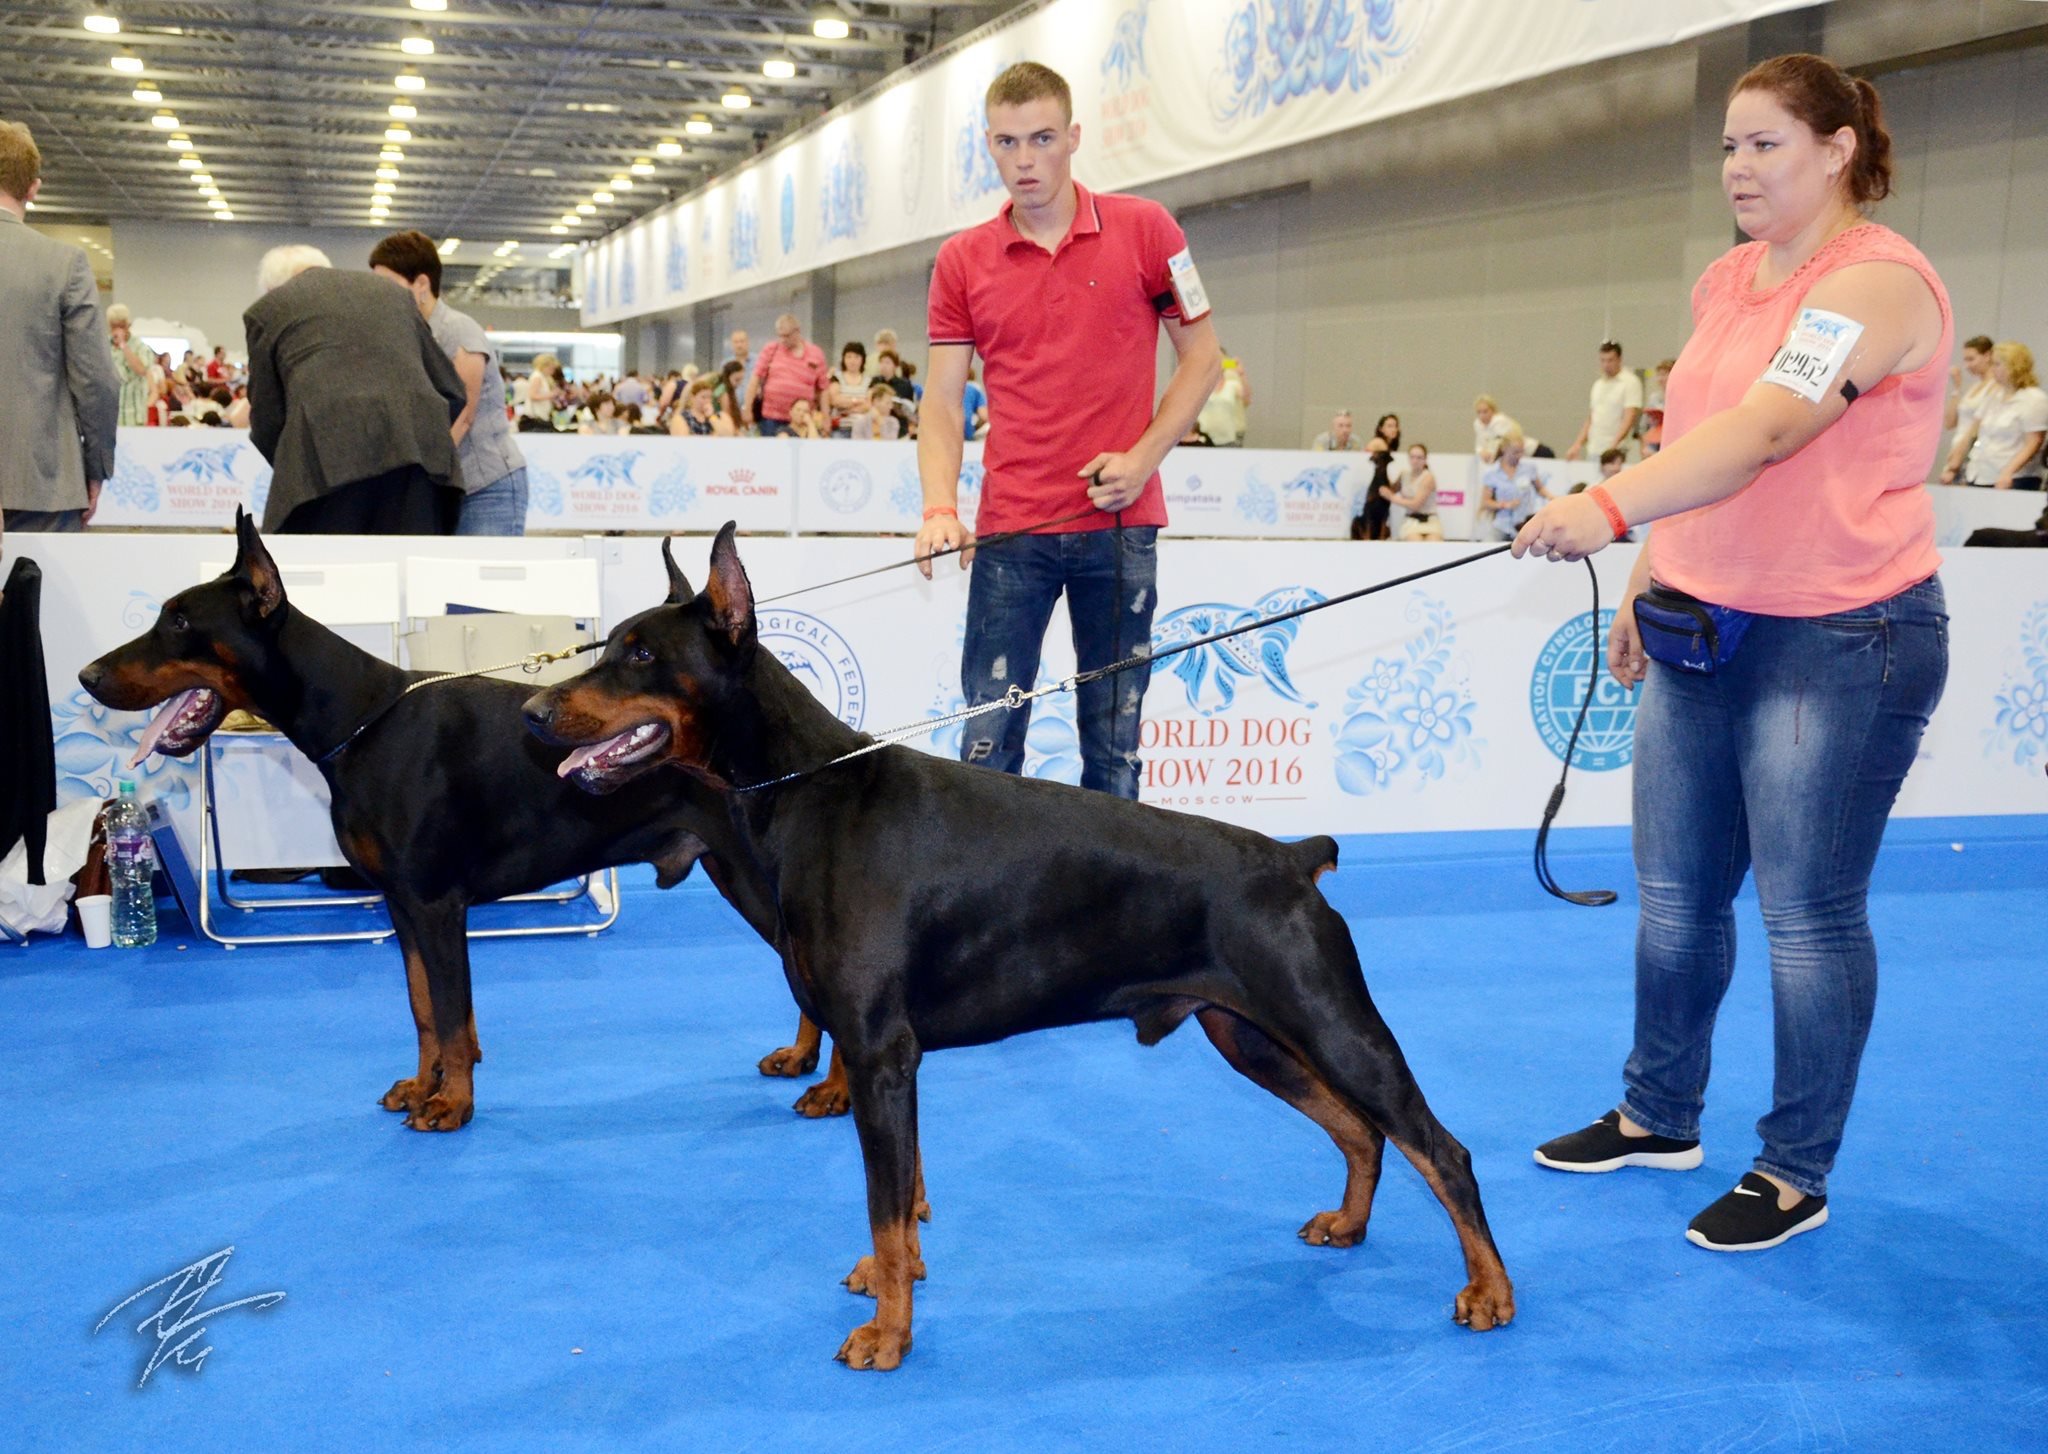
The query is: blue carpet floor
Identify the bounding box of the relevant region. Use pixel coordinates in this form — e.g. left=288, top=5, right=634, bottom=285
left=5, top=817, right=2045, bottom=1452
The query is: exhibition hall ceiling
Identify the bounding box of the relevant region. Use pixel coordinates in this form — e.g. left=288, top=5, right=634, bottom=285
left=2, top=1, right=1008, bottom=255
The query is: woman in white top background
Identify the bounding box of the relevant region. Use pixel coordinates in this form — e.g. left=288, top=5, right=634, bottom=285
left=1942, top=333, right=1996, bottom=435
left=1944, top=340, right=2046, bottom=489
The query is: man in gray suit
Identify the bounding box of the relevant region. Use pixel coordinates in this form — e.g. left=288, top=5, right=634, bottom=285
left=243, top=245, right=468, bottom=534
left=0, top=122, right=118, bottom=545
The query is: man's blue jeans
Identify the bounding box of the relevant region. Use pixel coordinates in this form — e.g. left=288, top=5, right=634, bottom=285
left=455, top=468, right=529, bottom=536
left=1622, top=574, right=1948, bottom=1196
left=958, top=525, right=1158, bottom=799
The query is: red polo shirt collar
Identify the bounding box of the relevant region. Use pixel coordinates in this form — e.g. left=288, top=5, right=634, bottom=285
left=997, top=181, right=1103, bottom=258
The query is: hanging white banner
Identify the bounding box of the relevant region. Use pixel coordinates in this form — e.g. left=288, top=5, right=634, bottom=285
left=582, top=0, right=1827, bottom=325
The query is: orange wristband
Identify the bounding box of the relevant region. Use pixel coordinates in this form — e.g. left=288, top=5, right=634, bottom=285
left=922, top=506, right=958, bottom=522
left=1588, top=485, right=1628, bottom=541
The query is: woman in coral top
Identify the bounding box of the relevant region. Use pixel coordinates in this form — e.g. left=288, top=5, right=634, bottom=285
left=1515, top=54, right=1951, bottom=1253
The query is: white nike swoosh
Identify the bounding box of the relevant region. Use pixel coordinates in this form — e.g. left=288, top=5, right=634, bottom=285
left=1734, top=1187, right=1763, bottom=1197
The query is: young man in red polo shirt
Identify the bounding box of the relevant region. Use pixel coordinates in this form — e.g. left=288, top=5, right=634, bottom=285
left=915, top=61, right=1221, bottom=799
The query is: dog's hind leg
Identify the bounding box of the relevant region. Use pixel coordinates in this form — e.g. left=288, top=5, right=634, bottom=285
left=382, top=895, right=478, bottom=1132
left=1249, top=916, right=1514, bottom=1331
left=758, top=1011, right=823, bottom=1078
left=834, top=1029, right=924, bottom=1371
left=1195, top=1008, right=1386, bottom=1247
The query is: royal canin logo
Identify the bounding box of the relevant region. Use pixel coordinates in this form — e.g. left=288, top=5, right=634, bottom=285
left=727, top=468, right=756, bottom=485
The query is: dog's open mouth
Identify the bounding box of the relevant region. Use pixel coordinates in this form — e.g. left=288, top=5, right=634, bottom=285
left=130, top=687, right=229, bottom=766
left=555, top=721, right=671, bottom=789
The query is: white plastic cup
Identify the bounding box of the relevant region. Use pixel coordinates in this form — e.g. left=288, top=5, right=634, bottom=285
left=76, top=895, right=113, bottom=949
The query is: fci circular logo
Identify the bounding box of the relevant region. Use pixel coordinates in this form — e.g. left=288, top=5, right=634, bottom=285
left=758, top=609, right=866, bottom=729
left=819, top=459, right=873, bottom=514
left=1530, top=608, right=1638, bottom=770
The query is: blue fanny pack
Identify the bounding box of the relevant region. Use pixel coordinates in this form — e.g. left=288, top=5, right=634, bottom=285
left=1632, top=582, right=1755, bottom=674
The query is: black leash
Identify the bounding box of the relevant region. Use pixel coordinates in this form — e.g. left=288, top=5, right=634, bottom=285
left=312, top=639, right=605, bottom=765
left=736, top=533, right=1619, bottom=909
left=755, top=507, right=1100, bottom=605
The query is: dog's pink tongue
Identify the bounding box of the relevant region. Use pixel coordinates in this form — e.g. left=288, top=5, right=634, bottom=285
left=130, top=689, right=200, bottom=768
left=556, top=732, right=628, bottom=779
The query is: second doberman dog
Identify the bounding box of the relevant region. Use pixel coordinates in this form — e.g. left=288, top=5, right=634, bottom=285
left=77, top=511, right=848, bottom=1128
left=524, top=525, right=1516, bottom=1370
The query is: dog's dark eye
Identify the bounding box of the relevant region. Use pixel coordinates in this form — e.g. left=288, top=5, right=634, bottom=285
left=169, top=611, right=189, bottom=632
left=630, top=644, right=654, bottom=664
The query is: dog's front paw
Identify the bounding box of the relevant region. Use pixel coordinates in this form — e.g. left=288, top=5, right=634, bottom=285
left=758, top=1044, right=819, bottom=1078
left=404, top=1090, right=473, bottom=1132
left=380, top=1075, right=432, bottom=1114
left=793, top=1080, right=851, bottom=1118
left=834, top=1320, right=910, bottom=1371
left=1297, top=1210, right=1368, bottom=1248
left=1453, top=1276, right=1515, bottom=1332
left=842, top=1254, right=926, bottom=1297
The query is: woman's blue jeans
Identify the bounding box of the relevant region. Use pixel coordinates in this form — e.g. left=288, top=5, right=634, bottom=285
left=1622, top=574, right=1948, bottom=1197
left=957, top=525, right=1158, bottom=799
left=454, top=468, right=529, bottom=536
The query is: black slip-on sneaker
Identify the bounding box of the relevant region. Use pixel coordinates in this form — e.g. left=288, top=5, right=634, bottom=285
left=1685, top=1173, right=1828, bottom=1251
left=1533, top=1109, right=1704, bottom=1173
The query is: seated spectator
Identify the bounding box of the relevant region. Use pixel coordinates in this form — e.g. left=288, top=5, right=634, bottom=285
left=874, top=349, right=916, bottom=406
left=672, top=379, right=736, bottom=437
left=224, top=384, right=251, bottom=429
left=205, top=345, right=230, bottom=383
left=787, top=397, right=825, bottom=440
left=1943, top=341, right=2046, bottom=490
left=1476, top=427, right=1553, bottom=541
left=625, top=403, right=664, bottom=435
left=873, top=327, right=901, bottom=364
left=851, top=381, right=904, bottom=440
left=827, top=341, right=870, bottom=436
left=578, top=392, right=629, bottom=436
left=614, top=372, right=651, bottom=410
left=1312, top=410, right=1363, bottom=452
left=175, top=380, right=222, bottom=424
left=1386, top=443, right=1440, bottom=540
left=1472, top=394, right=1520, bottom=462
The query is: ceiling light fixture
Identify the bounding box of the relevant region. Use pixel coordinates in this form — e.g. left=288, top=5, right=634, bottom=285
left=630, top=158, right=655, bottom=176
left=214, top=211, right=234, bottom=221
left=559, top=213, right=579, bottom=225
left=110, top=52, right=144, bottom=73
left=721, top=89, right=751, bottom=110
left=575, top=203, right=595, bottom=215
left=388, top=102, right=417, bottom=119
left=167, top=133, right=189, bottom=148
left=394, top=71, right=426, bottom=92
left=609, top=176, right=632, bottom=191
left=373, top=182, right=396, bottom=196
left=684, top=115, right=713, bottom=136
left=438, top=238, right=460, bottom=254
left=177, top=154, right=202, bottom=169
left=151, top=111, right=180, bottom=129
left=84, top=13, right=122, bottom=35
left=376, top=166, right=400, bottom=180
left=655, top=138, right=683, bottom=158
left=385, top=127, right=412, bottom=142
left=549, top=225, right=568, bottom=235
left=592, top=191, right=613, bottom=204
left=400, top=28, right=435, bottom=56
left=811, top=10, right=850, bottom=40
left=380, top=148, right=405, bottom=162
left=132, top=86, right=163, bottom=104
left=762, top=57, right=796, bottom=80
left=410, top=0, right=447, bottom=10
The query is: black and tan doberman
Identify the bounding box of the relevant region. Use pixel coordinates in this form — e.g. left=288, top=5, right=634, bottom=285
left=525, top=525, right=1515, bottom=1370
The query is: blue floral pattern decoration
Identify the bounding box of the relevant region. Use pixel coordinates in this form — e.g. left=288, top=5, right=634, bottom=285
left=1152, top=587, right=1326, bottom=716
left=1102, top=0, right=1152, bottom=92
left=890, top=459, right=923, bottom=519
left=729, top=203, right=760, bottom=273
left=1331, top=592, right=1483, bottom=795
left=666, top=233, right=688, bottom=294
left=49, top=592, right=195, bottom=811
left=780, top=175, right=798, bottom=255
left=1987, top=601, right=2048, bottom=771
left=105, top=453, right=158, bottom=511
left=819, top=137, right=868, bottom=243
left=1237, top=479, right=1277, bottom=524
left=650, top=463, right=696, bottom=519
left=619, top=248, right=637, bottom=308
left=528, top=472, right=565, bottom=517
left=926, top=670, right=1082, bottom=786
left=1212, top=0, right=1431, bottom=126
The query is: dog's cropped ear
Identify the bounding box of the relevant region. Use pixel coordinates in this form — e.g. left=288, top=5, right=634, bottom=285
left=230, top=509, right=286, bottom=618
left=661, top=535, right=693, bottom=604
left=703, top=521, right=756, bottom=652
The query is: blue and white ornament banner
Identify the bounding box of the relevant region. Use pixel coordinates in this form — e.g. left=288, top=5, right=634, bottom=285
left=581, top=0, right=1824, bottom=324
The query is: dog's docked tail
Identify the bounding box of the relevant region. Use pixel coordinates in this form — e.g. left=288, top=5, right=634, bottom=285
left=1291, top=834, right=1339, bottom=883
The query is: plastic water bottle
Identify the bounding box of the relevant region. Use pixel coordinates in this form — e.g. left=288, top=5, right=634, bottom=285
left=107, top=779, right=158, bottom=949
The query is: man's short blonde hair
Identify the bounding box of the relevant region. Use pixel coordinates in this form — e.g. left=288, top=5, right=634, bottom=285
left=986, top=62, right=1072, bottom=124
left=0, top=121, right=40, bottom=203
left=256, top=244, right=332, bottom=294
